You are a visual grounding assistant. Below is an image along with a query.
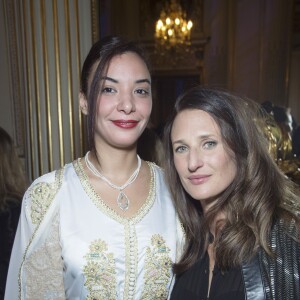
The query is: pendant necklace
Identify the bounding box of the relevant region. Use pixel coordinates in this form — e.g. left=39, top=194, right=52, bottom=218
left=85, top=151, right=141, bottom=211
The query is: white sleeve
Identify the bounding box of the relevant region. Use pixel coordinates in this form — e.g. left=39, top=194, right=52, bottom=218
left=5, top=169, right=64, bottom=300
left=4, top=187, right=36, bottom=299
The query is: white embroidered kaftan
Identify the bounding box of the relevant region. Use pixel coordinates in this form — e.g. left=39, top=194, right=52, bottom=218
left=5, top=159, right=184, bottom=300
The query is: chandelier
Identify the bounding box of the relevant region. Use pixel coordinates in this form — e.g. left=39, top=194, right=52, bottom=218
left=155, top=0, right=193, bottom=50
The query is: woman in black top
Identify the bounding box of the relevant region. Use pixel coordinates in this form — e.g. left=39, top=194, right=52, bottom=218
left=0, top=127, right=27, bottom=298
left=163, top=87, right=300, bottom=300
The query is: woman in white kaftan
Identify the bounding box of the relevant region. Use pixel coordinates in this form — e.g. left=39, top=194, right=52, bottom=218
left=6, top=159, right=183, bottom=299
left=5, top=36, right=184, bottom=300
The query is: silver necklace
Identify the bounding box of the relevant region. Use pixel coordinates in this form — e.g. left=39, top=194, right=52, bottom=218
left=85, top=151, right=141, bottom=211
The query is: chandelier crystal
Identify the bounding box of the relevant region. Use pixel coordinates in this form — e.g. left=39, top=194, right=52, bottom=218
left=155, top=0, right=193, bottom=50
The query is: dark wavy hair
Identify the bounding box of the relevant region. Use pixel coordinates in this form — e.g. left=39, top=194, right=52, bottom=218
left=0, top=127, right=27, bottom=211
left=80, top=35, right=151, bottom=151
left=163, top=86, right=300, bottom=274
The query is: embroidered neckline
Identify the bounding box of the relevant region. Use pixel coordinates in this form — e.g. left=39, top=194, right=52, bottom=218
left=73, top=158, right=156, bottom=225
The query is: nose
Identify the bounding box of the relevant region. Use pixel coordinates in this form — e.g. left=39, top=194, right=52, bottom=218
left=188, top=148, right=204, bottom=172
left=117, top=92, right=136, bottom=114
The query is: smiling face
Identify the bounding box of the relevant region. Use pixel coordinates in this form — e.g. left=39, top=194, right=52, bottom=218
left=171, top=109, right=237, bottom=211
left=82, top=52, right=152, bottom=150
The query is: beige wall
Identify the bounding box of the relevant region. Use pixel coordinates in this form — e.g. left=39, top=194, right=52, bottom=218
left=0, top=0, right=18, bottom=144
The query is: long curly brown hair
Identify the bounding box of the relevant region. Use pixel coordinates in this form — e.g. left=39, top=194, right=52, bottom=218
left=163, top=86, right=300, bottom=274
left=0, top=127, right=27, bottom=211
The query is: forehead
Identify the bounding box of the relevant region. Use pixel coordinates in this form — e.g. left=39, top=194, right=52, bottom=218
left=106, top=52, right=149, bottom=75
left=87, top=52, right=150, bottom=90
left=171, top=109, right=220, bottom=137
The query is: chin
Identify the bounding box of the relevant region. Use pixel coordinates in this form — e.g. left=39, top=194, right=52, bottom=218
left=114, top=140, right=138, bottom=149
left=190, top=192, right=213, bottom=202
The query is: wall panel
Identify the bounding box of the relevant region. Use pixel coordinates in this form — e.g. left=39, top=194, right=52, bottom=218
left=1, top=0, right=92, bottom=181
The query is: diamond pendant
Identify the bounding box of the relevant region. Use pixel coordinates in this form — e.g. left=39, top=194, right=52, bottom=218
left=117, top=191, right=129, bottom=211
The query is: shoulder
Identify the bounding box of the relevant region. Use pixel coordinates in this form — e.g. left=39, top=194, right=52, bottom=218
left=26, top=167, right=63, bottom=195
left=263, top=218, right=300, bottom=262
left=23, top=163, right=74, bottom=225
left=148, top=161, right=165, bottom=178
left=257, top=218, right=300, bottom=298
left=148, top=161, right=163, bottom=171
left=28, top=161, right=75, bottom=190
left=148, top=162, right=170, bottom=189
left=281, top=193, right=300, bottom=218
left=271, top=218, right=300, bottom=242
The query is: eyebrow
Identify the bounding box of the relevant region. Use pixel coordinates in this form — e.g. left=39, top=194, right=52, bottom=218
left=101, top=76, right=118, bottom=83
left=101, top=76, right=151, bottom=85
left=136, top=79, right=151, bottom=84
left=172, top=134, right=214, bottom=145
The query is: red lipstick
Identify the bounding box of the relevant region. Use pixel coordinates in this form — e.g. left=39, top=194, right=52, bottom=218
left=112, top=120, right=138, bottom=129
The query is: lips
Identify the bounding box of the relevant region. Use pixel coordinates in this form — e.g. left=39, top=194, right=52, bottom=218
left=188, top=174, right=210, bottom=185
left=112, top=120, right=139, bottom=129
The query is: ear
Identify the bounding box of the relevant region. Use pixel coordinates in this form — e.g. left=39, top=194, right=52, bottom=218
left=79, top=92, right=88, bottom=115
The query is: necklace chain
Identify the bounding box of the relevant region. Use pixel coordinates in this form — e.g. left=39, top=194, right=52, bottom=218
left=85, top=151, right=141, bottom=211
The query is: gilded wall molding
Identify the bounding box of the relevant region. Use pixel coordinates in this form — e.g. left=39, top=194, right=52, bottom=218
left=2, top=0, right=26, bottom=158
left=1, top=0, right=92, bottom=181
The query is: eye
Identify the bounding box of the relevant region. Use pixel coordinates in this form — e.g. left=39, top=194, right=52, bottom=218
left=101, top=87, right=116, bottom=94
left=135, top=88, right=150, bottom=96
left=174, top=145, right=188, bottom=153
left=203, top=141, right=217, bottom=149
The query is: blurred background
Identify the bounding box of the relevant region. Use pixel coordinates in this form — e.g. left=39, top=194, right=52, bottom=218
left=0, top=0, right=299, bottom=184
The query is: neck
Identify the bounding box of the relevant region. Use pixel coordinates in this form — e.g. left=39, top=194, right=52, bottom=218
left=88, top=149, right=140, bottom=184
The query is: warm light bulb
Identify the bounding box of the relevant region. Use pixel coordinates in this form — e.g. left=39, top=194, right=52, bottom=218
left=168, top=29, right=173, bottom=36
left=175, top=18, right=180, bottom=25
left=157, top=20, right=163, bottom=29
left=187, top=20, right=193, bottom=30
left=182, top=26, right=186, bottom=32
left=166, top=18, right=171, bottom=25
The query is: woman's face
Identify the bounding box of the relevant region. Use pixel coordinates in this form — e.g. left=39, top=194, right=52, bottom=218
left=84, top=52, right=152, bottom=150
left=171, top=109, right=237, bottom=211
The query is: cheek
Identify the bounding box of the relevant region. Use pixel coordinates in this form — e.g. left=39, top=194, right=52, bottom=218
left=228, top=162, right=237, bottom=179
left=221, top=157, right=237, bottom=181
left=139, top=98, right=152, bottom=116
left=212, top=151, right=237, bottom=181
left=96, top=97, right=114, bottom=114
left=173, top=156, right=184, bottom=177
left=145, top=102, right=152, bottom=117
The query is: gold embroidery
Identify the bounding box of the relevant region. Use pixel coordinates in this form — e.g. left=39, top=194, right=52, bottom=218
left=19, top=168, right=64, bottom=299
left=141, top=234, right=173, bottom=299
left=24, top=213, right=65, bottom=299
left=29, top=171, right=63, bottom=224
left=30, top=182, right=54, bottom=224
left=123, top=224, right=138, bottom=300
left=73, top=159, right=156, bottom=225
left=83, top=239, right=117, bottom=300
left=74, top=158, right=157, bottom=298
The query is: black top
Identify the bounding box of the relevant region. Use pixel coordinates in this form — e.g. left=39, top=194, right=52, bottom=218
left=170, top=252, right=245, bottom=300
left=0, top=200, right=21, bottom=299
